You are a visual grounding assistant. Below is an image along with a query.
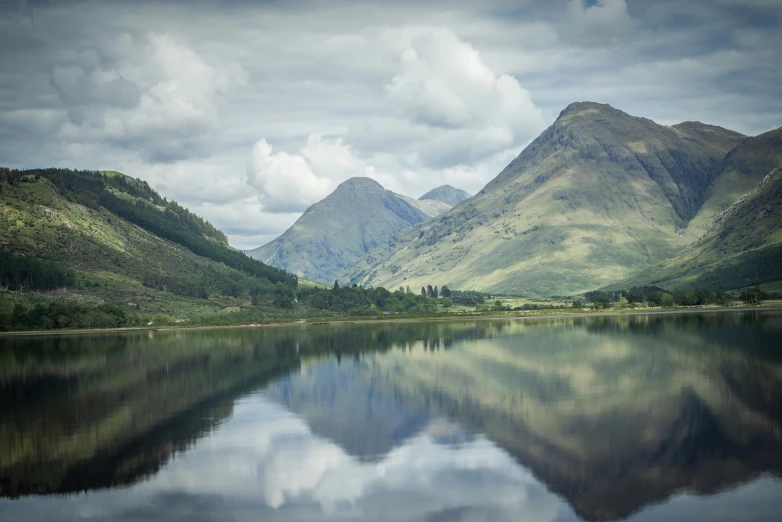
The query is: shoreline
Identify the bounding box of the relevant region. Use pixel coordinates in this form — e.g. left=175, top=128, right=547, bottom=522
left=1, top=304, right=781, bottom=338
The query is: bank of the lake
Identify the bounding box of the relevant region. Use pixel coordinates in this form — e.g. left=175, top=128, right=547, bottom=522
left=2, top=302, right=781, bottom=338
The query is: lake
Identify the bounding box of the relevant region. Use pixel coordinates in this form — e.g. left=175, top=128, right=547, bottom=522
left=1, top=311, right=781, bottom=521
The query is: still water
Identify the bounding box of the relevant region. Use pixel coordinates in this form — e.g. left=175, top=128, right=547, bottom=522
left=1, top=311, right=782, bottom=521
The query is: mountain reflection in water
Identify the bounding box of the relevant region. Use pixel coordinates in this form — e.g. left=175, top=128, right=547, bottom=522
left=1, top=311, right=781, bottom=521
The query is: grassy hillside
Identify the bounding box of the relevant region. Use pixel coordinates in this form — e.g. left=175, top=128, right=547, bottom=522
left=0, top=168, right=296, bottom=323
left=612, top=166, right=782, bottom=291
left=345, top=103, right=745, bottom=295
left=685, top=127, right=782, bottom=237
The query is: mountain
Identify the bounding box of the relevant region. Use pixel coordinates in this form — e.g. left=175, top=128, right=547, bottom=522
left=344, top=102, right=746, bottom=296
left=246, top=177, right=466, bottom=283
left=612, top=165, right=782, bottom=291
left=418, top=185, right=472, bottom=206
left=394, top=192, right=452, bottom=219
left=685, top=127, right=782, bottom=236
left=0, top=168, right=295, bottom=320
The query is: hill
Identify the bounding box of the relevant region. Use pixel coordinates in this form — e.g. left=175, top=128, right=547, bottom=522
left=0, top=168, right=296, bottom=324
left=418, top=185, right=472, bottom=206
left=685, top=127, right=782, bottom=236
left=612, top=165, right=782, bottom=291
left=344, top=102, right=745, bottom=295
left=246, top=177, right=466, bottom=283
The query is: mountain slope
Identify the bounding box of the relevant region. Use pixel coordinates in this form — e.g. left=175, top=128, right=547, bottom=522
left=419, top=185, right=472, bottom=206
left=344, top=102, right=744, bottom=295
left=394, top=193, right=452, bottom=218
left=613, top=166, right=782, bottom=291
left=685, top=127, right=782, bottom=236
left=247, top=177, right=457, bottom=283
left=0, top=168, right=295, bottom=318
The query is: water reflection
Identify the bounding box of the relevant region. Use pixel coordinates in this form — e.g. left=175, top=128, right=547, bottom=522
left=1, top=312, right=782, bottom=521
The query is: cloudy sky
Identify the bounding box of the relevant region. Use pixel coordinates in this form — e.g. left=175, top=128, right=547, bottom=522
left=1, top=0, right=780, bottom=248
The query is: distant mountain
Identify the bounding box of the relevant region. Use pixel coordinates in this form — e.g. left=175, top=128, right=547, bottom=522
left=344, top=102, right=745, bottom=295
left=246, top=177, right=468, bottom=283
left=394, top=193, right=452, bottom=219
left=613, top=165, right=782, bottom=291
left=418, top=185, right=472, bottom=206
left=0, top=168, right=295, bottom=318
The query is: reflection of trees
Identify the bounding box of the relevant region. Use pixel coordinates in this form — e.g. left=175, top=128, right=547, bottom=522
left=0, top=320, right=491, bottom=498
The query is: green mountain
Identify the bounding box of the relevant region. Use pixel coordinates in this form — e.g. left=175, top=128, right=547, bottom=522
left=418, top=184, right=472, bottom=206
left=685, top=127, right=782, bottom=236
left=0, top=168, right=296, bottom=321
left=344, top=102, right=746, bottom=296
left=612, top=165, right=782, bottom=291
left=246, top=177, right=466, bottom=283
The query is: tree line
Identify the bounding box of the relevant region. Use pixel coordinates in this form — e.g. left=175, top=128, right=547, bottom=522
left=0, top=249, right=75, bottom=292
left=582, top=285, right=769, bottom=309
left=0, top=302, right=132, bottom=331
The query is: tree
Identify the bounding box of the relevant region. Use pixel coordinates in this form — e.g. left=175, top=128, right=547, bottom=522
left=441, top=285, right=451, bottom=298
left=594, top=292, right=611, bottom=309
left=433, top=285, right=439, bottom=299
left=273, top=283, right=295, bottom=309
left=441, top=297, right=453, bottom=308
left=421, top=287, right=427, bottom=298
left=661, top=293, right=675, bottom=307
left=427, top=285, right=434, bottom=298
left=647, top=291, right=664, bottom=306
left=739, top=287, right=767, bottom=305
left=675, top=289, right=699, bottom=306
left=333, top=280, right=340, bottom=290
left=571, top=299, right=584, bottom=309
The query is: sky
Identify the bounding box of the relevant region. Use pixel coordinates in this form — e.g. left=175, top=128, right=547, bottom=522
left=1, top=0, right=780, bottom=249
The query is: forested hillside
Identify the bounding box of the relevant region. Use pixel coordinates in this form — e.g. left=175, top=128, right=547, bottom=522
left=0, top=168, right=297, bottom=328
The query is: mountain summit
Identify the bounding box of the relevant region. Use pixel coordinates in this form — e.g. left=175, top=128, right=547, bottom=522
left=247, top=178, right=468, bottom=283
left=419, top=185, right=472, bottom=206
left=344, top=102, right=747, bottom=295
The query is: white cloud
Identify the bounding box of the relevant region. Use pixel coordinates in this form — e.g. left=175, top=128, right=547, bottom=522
left=54, top=32, right=248, bottom=162
left=246, top=135, right=383, bottom=214
left=381, top=29, right=545, bottom=167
